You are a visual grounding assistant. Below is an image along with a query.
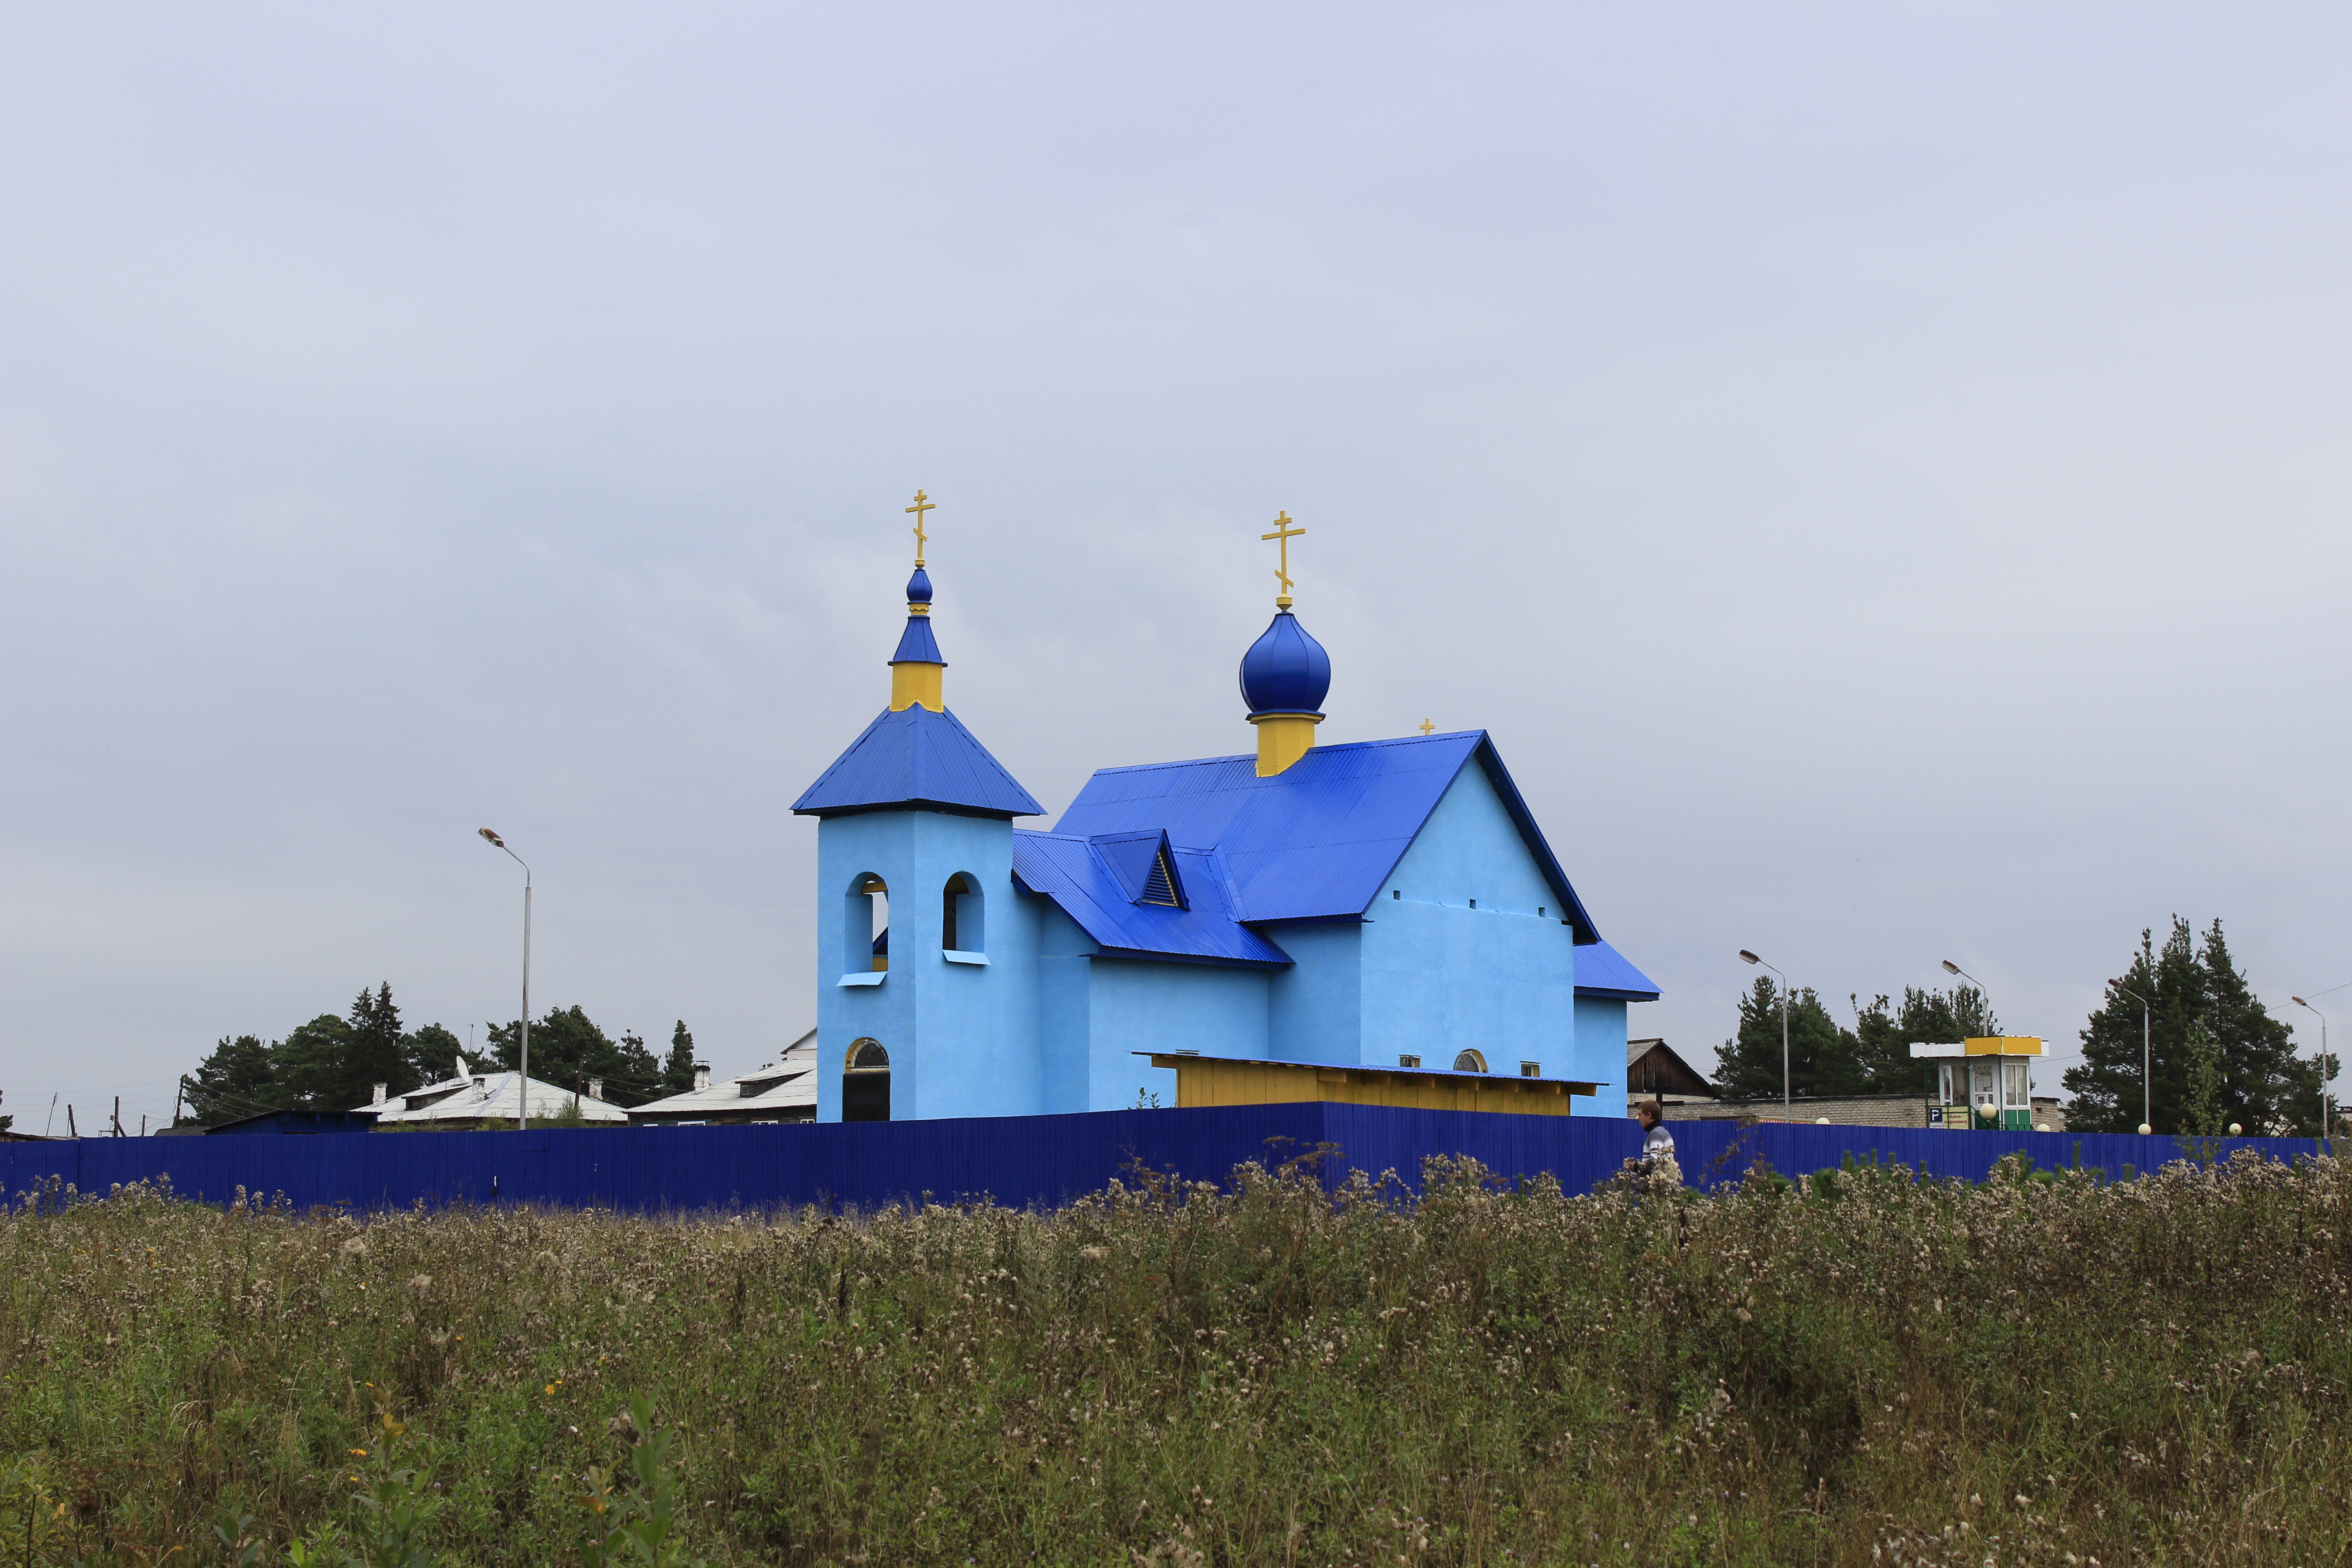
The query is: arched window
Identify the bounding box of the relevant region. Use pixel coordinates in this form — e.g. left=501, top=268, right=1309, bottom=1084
left=846, top=876, right=888, bottom=975
left=1452, top=1049, right=1488, bottom=1074
left=942, top=873, right=985, bottom=955
left=844, top=1038, right=890, bottom=1122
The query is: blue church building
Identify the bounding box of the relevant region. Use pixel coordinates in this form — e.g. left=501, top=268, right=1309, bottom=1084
left=791, top=521, right=1658, bottom=1123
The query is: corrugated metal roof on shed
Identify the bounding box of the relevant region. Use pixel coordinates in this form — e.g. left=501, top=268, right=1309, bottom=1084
left=792, top=705, right=1044, bottom=819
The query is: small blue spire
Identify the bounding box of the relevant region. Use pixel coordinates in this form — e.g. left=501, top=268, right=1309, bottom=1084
left=906, top=565, right=932, bottom=606
left=1239, top=610, right=1331, bottom=716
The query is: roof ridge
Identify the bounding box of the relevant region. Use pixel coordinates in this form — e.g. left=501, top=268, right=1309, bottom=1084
left=1081, top=730, right=1481, bottom=778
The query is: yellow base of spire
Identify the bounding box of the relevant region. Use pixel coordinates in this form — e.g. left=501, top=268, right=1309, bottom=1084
left=1250, top=713, right=1322, bottom=776
left=890, top=662, right=944, bottom=712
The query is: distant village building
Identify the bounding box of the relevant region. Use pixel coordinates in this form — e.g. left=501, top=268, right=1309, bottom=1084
left=629, top=1030, right=818, bottom=1125
left=202, top=1109, right=378, bottom=1136
left=356, top=1062, right=627, bottom=1129
left=789, top=501, right=1661, bottom=1123
left=1625, top=1038, right=1716, bottom=1113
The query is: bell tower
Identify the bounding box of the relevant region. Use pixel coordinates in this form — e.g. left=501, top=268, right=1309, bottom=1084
left=790, top=493, right=1044, bottom=1121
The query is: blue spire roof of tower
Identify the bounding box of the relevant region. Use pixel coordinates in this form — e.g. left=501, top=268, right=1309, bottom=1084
left=891, top=614, right=943, bottom=664
left=792, top=705, right=1044, bottom=819
left=1238, top=610, right=1330, bottom=715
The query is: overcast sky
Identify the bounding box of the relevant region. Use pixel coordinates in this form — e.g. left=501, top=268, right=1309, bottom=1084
left=5, top=3, right=2347, bottom=1135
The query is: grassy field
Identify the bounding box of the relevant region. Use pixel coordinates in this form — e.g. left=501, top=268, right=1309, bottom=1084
left=3, top=1147, right=2350, bottom=1566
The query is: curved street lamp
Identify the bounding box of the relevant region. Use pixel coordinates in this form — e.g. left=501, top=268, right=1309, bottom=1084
left=2290, top=996, right=2330, bottom=1144
left=2112, top=982, right=2153, bottom=1135
left=1739, top=950, right=1791, bottom=1121
left=479, top=828, right=531, bottom=1131
left=1940, top=959, right=1995, bottom=1027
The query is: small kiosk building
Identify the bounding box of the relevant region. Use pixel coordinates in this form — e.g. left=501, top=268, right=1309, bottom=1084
left=1910, top=1037, right=2043, bottom=1131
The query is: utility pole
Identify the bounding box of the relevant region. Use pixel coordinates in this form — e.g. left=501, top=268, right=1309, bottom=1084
left=113, top=1096, right=122, bottom=1137
left=67, top=1104, right=77, bottom=1138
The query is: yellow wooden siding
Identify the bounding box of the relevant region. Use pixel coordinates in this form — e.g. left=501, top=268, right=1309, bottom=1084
left=1154, top=1056, right=1588, bottom=1117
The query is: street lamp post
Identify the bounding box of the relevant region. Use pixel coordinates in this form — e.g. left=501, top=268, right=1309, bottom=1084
left=2112, top=982, right=2153, bottom=1135
left=479, top=828, right=531, bottom=1131
left=1739, top=950, right=1791, bottom=1121
left=2290, top=997, right=2329, bottom=1144
left=1941, top=960, right=2001, bottom=1124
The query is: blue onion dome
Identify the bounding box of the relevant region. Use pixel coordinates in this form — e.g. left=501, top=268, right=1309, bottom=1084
left=1239, top=611, right=1331, bottom=716
left=905, top=565, right=933, bottom=606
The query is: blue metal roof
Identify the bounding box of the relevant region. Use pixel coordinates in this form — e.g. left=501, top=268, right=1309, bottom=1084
left=1089, top=828, right=1185, bottom=908
left=1050, top=730, right=1601, bottom=941
left=1573, top=939, right=1661, bottom=1001
left=792, top=705, right=1045, bottom=819
left=1013, top=833, right=1294, bottom=967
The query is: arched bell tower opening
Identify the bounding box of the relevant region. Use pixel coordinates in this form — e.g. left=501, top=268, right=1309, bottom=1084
left=846, top=875, right=889, bottom=974
left=942, top=872, right=984, bottom=955
left=843, top=1038, right=891, bottom=1121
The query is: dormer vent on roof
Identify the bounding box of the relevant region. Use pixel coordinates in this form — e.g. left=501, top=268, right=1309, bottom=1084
left=1089, top=828, right=1188, bottom=910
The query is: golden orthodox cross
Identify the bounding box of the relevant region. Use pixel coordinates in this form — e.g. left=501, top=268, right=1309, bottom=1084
left=906, top=490, right=936, bottom=566
left=1259, top=510, right=1304, bottom=608
left=1419, top=719, right=1436, bottom=735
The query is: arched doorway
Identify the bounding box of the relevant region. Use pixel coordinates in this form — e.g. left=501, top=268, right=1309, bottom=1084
left=844, top=1037, right=891, bottom=1122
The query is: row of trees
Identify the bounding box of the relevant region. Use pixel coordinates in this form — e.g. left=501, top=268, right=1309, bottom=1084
left=1710, top=917, right=2331, bottom=1136
left=1712, top=982, right=1998, bottom=1102
left=177, top=984, right=701, bottom=1125
left=2063, top=918, right=2326, bottom=1135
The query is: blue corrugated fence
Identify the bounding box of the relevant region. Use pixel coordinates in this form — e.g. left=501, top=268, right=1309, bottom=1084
left=0, top=1108, right=2329, bottom=1216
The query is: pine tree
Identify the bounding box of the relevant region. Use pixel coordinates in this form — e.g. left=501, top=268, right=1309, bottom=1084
left=346, top=984, right=417, bottom=1104
left=486, top=1005, right=662, bottom=1106
left=402, top=1022, right=466, bottom=1084
left=614, top=1031, right=661, bottom=1102
left=269, top=1014, right=353, bottom=1111
left=2180, top=1020, right=2226, bottom=1136
left=1713, top=977, right=1862, bottom=1101
left=662, top=1022, right=699, bottom=1096
left=1896, top=985, right=1998, bottom=1046
left=2064, top=917, right=2311, bottom=1134
left=180, top=1034, right=279, bottom=1125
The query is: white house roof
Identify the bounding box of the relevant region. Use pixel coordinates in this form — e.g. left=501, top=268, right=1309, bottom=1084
left=357, top=1062, right=628, bottom=1123
left=629, top=1029, right=817, bottom=1120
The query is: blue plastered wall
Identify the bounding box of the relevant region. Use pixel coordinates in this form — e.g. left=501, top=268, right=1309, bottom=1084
left=815, top=809, right=1041, bottom=1121
left=1357, top=764, right=1580, bottom=1082
left=1574, top=995, right=1631, bottom=1116
left=1082, top=959, right=1265, bottom=1108
left=1265, top=921, right=1364, bottom=1064
left=1037, top=900, right=1269, bottom=1111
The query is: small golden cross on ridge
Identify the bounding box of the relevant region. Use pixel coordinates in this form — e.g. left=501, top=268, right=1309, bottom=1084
left=1419, top=719, right=1436, bottom=735
left=905, top=490, right=936, bottom=566
left=1259, top=510, right=1305, bottom=608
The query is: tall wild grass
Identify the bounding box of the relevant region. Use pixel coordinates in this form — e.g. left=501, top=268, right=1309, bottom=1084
left=3, top=1147, right=2349, bottom=1566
